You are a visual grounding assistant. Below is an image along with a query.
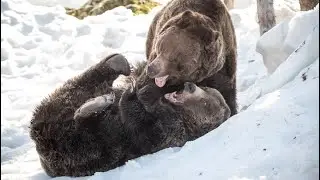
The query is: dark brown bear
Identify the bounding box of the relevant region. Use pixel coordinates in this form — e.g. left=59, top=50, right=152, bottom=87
left=141, top=0, right=238, bottom=115
left=29, top=54, right=230, bottom=177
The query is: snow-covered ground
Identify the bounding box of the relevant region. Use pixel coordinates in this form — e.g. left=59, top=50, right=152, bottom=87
left=1, top=0, right=319, bottom=179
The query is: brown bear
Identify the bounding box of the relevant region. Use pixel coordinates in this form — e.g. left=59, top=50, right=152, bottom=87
left=29, top=54, right=230, bottom=177
left=140, top=0, right=238, bottom=115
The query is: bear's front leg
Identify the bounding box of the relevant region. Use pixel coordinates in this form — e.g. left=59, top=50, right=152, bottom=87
left=136, top=83, right=164, bottom=113
left=75, top=53, right=131, bottom=90
left=73, top=92, right=115, bottom=121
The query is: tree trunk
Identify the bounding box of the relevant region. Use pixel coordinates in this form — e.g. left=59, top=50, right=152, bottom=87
left=299, top=0, right=319, bottom=11
left=257, top=0, right=276, bottom=36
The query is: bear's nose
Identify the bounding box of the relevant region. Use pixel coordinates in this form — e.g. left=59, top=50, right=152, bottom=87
left=146, top=64, right=160, bottom=77
left=184, top=82, right=196, bottom=93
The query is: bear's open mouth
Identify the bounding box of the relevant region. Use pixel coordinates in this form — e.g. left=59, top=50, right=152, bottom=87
left=155, top=75, right=169, bottom=87
left=165, top=92, right=180, bottom=103
left=164, top=90, right=187, bottom=104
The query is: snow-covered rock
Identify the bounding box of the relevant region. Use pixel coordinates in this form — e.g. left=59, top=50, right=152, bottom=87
left=256, top=5, right=319, bottom=74
left=234, top=0, right=300, bottom=25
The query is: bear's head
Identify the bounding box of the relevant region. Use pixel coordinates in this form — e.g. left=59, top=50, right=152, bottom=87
left=164, top=82, right=230, bottom=120
left=147, top=10, right=225, bottom=87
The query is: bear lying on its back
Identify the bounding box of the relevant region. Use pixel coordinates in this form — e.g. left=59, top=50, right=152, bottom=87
left=141, top=0, right=238, bottom=115
left=30, top=54, right=230, bottom=177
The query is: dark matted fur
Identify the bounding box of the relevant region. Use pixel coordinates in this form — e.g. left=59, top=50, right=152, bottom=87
left=29, top=54, right=230, bottom=177
left=142, top=0, right=238, bottom=115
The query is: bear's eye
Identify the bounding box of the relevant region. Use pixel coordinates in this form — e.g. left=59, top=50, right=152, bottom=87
left=177, top=64, right=184, bottom=71
left=169, top=58, right=175, bottom=62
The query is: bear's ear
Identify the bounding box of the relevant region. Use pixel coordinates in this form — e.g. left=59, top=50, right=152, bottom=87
left=204, top=30, right=222, bottom=49
left=188, top=26, right=220, bottom=46
left=158, top=11, right=192, bottom=34
left=200, top=26, right=214, bottom=44
left=181, top=10, right=193, bottom=18
left=211, top=31, right=221, bottom=43
left=174, top=11, right=194, bottom=29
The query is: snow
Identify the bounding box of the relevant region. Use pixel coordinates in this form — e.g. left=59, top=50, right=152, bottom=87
left=26, top=0, right=88, bottom=8
left=256, top=5, right=319, bottom=73
left=234, top=0, right=300, bottom=24
left=1, top=0, right=319, bottom=179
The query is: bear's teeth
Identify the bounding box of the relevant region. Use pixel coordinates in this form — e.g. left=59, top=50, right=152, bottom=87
left=164, top=93, right=175, bottom=102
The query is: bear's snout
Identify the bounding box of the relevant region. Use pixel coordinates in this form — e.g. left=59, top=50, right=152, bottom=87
left=184, top=82, right=196, bottom=93
left=146, top=63, right=161, bottom=78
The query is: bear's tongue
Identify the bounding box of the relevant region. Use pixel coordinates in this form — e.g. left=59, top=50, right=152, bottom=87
left=155, top=75, right=169, bottom=87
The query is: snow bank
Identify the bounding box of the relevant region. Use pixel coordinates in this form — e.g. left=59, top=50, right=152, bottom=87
left=260, top=24, right=319, bottom=95
left=234, top=0, right=300, bottom=24
left=238, top=6, right=319, bottom=109
left=1, top=0, right=318, bottom=179
left=230, top=0, right=304, bottom=93
left=256, top=5, right=319, bottom=74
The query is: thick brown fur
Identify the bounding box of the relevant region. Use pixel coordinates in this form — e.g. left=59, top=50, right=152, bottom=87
left=29, top=54, right=230, bottom=177
left=143, top=0, right=238, bottom=115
